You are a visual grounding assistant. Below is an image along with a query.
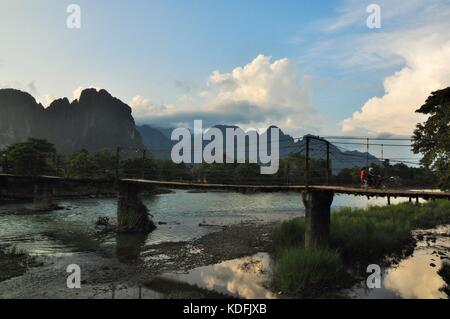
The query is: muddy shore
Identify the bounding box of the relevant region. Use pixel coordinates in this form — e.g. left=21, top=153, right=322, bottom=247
left=0, top=221, right=275, bottom=299
left=2, top=217, right=449, bottom=299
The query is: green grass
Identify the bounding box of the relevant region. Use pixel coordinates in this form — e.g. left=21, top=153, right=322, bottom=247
left=272, top=200, right=450, bottom=296
left=2, top=245, right=28, bottom=257
left=272, top=248, right=346, bottom=297
left=0, top=245, right=36, bottom=282
left=272, top=217, right=305, bottom=254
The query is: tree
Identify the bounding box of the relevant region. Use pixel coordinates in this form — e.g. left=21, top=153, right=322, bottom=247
left=156, top=160, right=191, bottom=180
left=334, top=168, right=359, bottom=185
left=68, top=149, right=98, bottom=178
left=121, top=157, right=157, bottom=179
left=26, top=138, right=55, bottom=153
left=234, top=163, right=260, bottom=183
left=412, top=87, right=450, bottom=190
left=4, top=139, right=56, bottom=175
left=93, top=148, right=117, bottom=178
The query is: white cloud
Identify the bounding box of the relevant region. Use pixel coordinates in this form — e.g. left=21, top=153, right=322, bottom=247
left=130, top=55, right=321, bottom=134
left=200, top=54, right=317, bottom=127
left=203, top=55, right=307, bottom=109
left=129, top=95, right=174, bottom=119
left=330, top=1, right=450, bottom=136
left=321, top=0, right=430, bottom=33
left=342, top=35, right=450, bottom=136
left=42, top=94, right=55, bottom=107
left=0, top=80, right=55, bottom=107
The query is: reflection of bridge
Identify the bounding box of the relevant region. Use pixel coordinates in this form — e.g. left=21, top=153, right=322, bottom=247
left=2, top=173, right=449, bottom=249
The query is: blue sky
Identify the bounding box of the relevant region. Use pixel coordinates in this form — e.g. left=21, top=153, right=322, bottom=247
left=1, top=1, right=341, bottom=108
left=1, top=0, right=450, bottom=150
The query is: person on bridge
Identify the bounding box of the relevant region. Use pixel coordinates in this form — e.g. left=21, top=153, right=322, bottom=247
left=367, top=167, right=375, bottom=185
left=367, top=167, right=381, bottom=187
left=359, top=167, right=367, bottom=186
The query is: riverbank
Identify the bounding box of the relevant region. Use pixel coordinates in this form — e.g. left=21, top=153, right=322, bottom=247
left=0, top=179, right=174, bottom=204
left=271, top=200, right=450, bottom=298
left=0, top=245, right=43, bottom=282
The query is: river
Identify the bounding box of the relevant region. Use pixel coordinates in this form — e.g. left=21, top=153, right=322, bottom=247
left=0, top=190, right=447, bottom=299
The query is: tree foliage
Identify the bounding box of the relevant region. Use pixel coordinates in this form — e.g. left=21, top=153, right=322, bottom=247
left=3, top=138, right=56, bottom=175
left=121, top=157, right=157, bottom=179
left=68, top=149, right=98, bottom=178
left=412, top=87, right=450, bottom=190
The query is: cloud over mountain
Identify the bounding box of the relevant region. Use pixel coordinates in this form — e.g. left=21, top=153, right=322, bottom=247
left=129, top=55, right=321, bottom=134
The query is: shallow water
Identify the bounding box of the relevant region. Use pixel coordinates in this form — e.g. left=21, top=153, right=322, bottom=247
left=0, top=190, right=302, bottom=254
left=159, top=253, right=276, bottom=299
left=0, top=190, right=422, bottom=254
left=347, top=225, right=450, bottom=299
left=0, top=189, right=446, bottom=299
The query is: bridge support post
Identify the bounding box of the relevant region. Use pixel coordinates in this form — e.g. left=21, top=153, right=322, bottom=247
left=0, top=176, right=8, bottom=201
left=302, top=190, right=334, bottom=249
left=117, top=182, right=155, bottom=233
left=33, top=180, right=56, bottom=211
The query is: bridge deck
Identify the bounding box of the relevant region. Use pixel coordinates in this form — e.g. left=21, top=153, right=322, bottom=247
left=122, top=179, right=450, bottom=200
left=1, top=174, right=449, bottom=200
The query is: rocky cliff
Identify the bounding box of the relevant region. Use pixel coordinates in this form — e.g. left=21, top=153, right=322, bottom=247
left=0, top=88, right=143, bottom=153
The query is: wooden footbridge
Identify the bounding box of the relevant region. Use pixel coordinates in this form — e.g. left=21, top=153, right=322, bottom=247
left=1, top=173, right=450, bottom=249
left=122, top=178, right=450, bottom=200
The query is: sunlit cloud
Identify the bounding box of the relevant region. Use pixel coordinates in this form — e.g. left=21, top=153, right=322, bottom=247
left=316, top=0, right=450, bottom=136
left=129, top=54, right=323, bottom=134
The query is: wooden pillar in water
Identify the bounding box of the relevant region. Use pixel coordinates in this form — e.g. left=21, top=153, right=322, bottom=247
left=33, top=180, right=55, bottom=211
left=117, top=182, right=155, bottom=233
left=301, top=190, right=334, bottom=249
left=0, top=176, right=8, bottom=201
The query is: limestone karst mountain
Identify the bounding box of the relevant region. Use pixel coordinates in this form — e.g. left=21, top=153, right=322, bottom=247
left=0, top=88, right=380, bottom=170
left=0, top=88, right=143, bottom=153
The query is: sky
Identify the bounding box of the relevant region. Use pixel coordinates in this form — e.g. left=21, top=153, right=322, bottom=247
left=1, top=0, right=450, bottom=147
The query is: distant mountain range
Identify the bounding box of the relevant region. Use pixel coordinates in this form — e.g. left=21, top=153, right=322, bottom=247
left=0, top=88, right=380, bottom=169
left=138, top=124, right=380, bottom=169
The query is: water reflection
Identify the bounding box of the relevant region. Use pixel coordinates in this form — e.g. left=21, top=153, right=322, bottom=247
left=348, top=226, right=450, bottom=299
left=160, top=253, right=277, bottom=299
left=383, top=250, right=446, bottom=298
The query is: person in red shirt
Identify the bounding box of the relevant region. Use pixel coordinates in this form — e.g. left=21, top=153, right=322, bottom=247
left=359, top=167, right=367, bottom=185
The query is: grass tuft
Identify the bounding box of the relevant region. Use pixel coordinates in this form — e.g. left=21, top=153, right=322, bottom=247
left=272, top=247, right=345, bottom=297
left=271, top=200, right=450, bottom=296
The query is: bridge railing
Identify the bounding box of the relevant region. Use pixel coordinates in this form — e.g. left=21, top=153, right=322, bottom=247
left=1, top=135, right=432, bottom=190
